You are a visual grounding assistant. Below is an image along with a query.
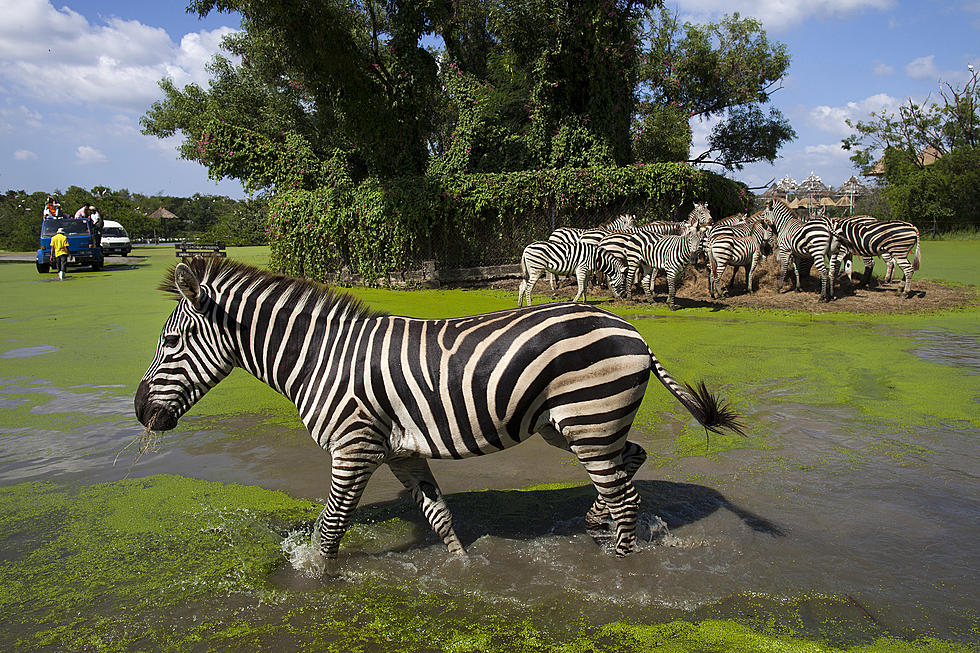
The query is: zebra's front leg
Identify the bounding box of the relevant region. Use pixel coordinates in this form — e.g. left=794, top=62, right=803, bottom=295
left=708, top=265, right=719, bottom=299
left=388, top=457, right=465, bottom=555
left=861, top=256, right=875, bottom=287
left=519, top=271, right=542, bottom=307
left=572, top=267, right=589, bottom=303
left=315, top=447, right=384, bottom=574
left=777, top=251, right=791, bottom=292
left=666, top=271, right=679, bottom=310
left=883, top=255, right=896, bottom=283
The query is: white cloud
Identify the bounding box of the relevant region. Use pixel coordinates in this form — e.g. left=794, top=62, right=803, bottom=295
left=904, top=54, right=972, bottom=84
left=906, top=55, right=939, bottom=80
left=75, top=145, right=107, bottom=164
left=804, top=142, right=852, bottom=164
left=873, top=62, right=894, bottom=76
left=808, top=93, right=902, bottom=136
left=673, top=0, right=893, bottom=31
left=0, top=104, right=43, bottom=132
left=14, top=149, right=38, bottom=160
left=0, top=0, right=238, bottom=111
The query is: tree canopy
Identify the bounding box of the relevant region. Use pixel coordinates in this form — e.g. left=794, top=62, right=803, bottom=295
left=141, top=1, right=794, bottom=192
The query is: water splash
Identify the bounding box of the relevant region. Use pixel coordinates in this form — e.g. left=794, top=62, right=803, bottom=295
left=281, top=529, right=327, bottom=578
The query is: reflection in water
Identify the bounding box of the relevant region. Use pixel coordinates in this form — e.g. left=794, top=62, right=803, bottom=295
left=908, top=329, right=980, bottom=376
left=0, top=345, right=58, bottom=358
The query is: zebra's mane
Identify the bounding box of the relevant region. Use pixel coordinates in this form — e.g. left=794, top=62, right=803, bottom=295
left=768, top=198, right=800, bottom=215
left=159, top=257, right=388, bottom=320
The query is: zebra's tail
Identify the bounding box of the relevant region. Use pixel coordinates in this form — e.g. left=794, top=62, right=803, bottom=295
left=912, top=233, right=921, bottom=271
left=649, top=351, right=745, bottom=436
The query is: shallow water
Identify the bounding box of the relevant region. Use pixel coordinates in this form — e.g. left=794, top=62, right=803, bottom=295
left=1, top=377, right=978, bottom=646
left=908, top=329, right=980, bottom=376
left=2, top=315, right=980, bottom=649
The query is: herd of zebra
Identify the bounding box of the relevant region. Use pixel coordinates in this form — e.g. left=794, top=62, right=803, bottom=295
left=518, top=198, right=922, bottom=308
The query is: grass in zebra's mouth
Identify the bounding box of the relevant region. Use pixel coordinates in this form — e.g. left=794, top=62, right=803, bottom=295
left=112, top=423, right=162, bottom=475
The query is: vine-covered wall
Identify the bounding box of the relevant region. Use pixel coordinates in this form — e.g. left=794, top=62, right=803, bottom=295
left=267, top=163, right=750, bottom=283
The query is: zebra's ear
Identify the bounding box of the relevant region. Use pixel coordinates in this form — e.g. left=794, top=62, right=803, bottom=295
left=174, top=263, right=205, bottom=311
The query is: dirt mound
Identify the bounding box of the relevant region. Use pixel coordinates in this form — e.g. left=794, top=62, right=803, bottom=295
left=490, top=256, right=978, bottom=314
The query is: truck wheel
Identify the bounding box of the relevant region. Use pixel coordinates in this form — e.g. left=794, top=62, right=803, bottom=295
left=36, top=262, right=50, bottom=274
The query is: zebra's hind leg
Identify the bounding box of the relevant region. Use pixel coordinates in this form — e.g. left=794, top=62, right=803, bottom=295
left=388, top=457, right=465, bottom=555
left=894, top=257, right=914, bottom=298
left=582, top=441, right=647, bottom=532
left=519, top=271, right=542, bottom=307
left=572, top=446, right=642, bottom=557
left=572, top=266, right=589, bottom=302
left=538, top=426, right=647, bottom=542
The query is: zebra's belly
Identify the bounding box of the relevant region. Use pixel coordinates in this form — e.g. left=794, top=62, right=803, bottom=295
left=385, top=352, right=651, bottom=460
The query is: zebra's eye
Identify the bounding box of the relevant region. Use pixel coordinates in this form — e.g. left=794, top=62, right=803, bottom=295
left=163, top=335, right=180, bottom=348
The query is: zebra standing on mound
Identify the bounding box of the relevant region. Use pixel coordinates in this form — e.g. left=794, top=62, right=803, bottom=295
left=623, top=227, right=705, bottom=309
left=708, top=220, right=774, bottom=299
left=518, top=240, right=625, bottom=306
left=546, top=214, right=636, bottom=289
left=135, top=258, right=744, bottom=573
left=764, top=198, right=838, bottom=302
left=832, top=216, right=920, bottom=297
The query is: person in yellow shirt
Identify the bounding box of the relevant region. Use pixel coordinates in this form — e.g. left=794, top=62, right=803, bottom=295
left=50, top=228, right=70, bottom=280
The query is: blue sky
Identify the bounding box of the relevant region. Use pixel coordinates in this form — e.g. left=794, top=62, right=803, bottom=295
left=1, top=0, right=977, bottom=199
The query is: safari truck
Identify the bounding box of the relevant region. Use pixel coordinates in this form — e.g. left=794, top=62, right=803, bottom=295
left=36, top=217, right=104, bottom=273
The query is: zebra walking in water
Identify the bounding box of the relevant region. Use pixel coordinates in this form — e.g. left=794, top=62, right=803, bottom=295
left=832, top=217, right=921, bottom=296
left=764, top=199, right=838, bottom=301
left=135, top=258, right=743, bottom=572
left=518, top=239, right=625, bottom=306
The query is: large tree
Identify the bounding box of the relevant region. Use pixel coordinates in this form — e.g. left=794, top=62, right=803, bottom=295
left=142, top=1, right=793, bottom=189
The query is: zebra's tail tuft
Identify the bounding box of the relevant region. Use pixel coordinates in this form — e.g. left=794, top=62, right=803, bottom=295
left=912, top=239, right=921, bottom=271
left=683, top=380, right=746, bottom=436
left=650, top=352, right=746, bottom=436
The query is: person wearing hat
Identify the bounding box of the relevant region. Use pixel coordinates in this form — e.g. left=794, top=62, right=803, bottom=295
left=50, top=227, right=70, bottom=280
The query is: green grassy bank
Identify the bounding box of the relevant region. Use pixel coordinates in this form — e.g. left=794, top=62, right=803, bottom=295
left=0, top=244, right=978, bottom=651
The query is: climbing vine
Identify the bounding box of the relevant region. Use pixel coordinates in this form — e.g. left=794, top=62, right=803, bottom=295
left=267, top=163, right=749, bottom=283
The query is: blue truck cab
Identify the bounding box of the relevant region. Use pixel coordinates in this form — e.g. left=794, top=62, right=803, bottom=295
left=36, top=217, right=104, bottom=273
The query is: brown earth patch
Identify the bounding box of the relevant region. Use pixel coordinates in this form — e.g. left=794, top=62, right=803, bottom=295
left=486, top=256, right=979, bottom=314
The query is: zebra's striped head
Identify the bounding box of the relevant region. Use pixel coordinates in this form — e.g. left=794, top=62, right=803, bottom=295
left=688, top=203, right=713, bottom=228
left=135, top=262, right=237, bottom=431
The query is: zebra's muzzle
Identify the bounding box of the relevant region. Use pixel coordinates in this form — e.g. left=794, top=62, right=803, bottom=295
left=134, top=380, right=179, bottom=431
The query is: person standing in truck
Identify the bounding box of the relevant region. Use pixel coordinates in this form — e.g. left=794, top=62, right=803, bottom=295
left=90, top=206, right=104, bottom=249
left=50, top=227, right=70, bottom=280
left=43, top=196, right=61, bottom=218
left=74, top=204, right=92, bottom=220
